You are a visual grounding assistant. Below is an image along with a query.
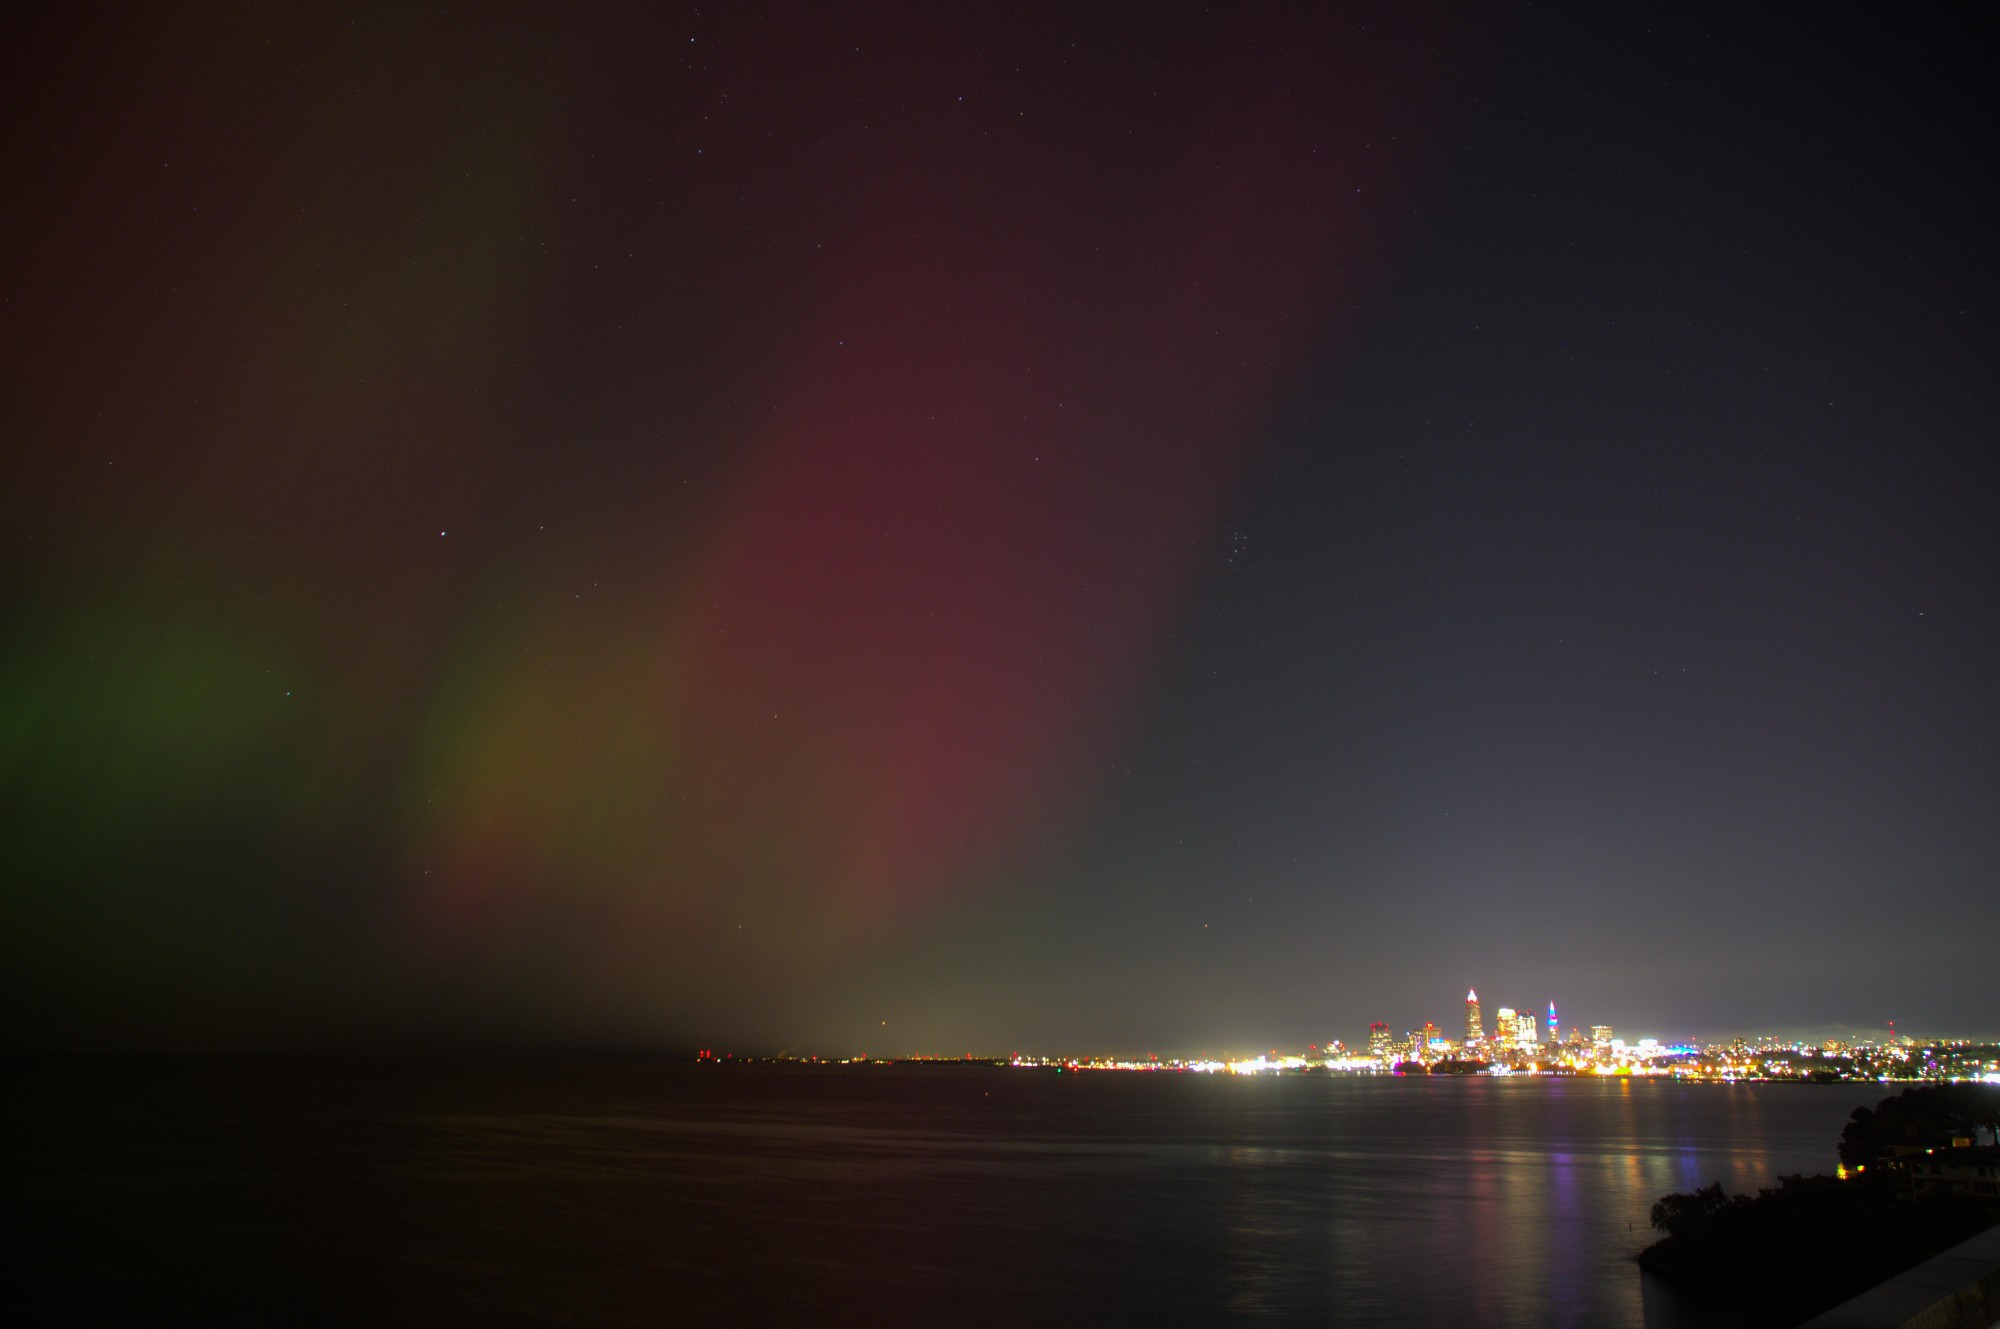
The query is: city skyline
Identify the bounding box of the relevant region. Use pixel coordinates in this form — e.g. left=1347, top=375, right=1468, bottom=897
left=744, top=985, right=2000, bottom=1065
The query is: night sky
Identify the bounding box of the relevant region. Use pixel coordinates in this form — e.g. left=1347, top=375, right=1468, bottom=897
left=4, top=5, right=1994, bottom=1054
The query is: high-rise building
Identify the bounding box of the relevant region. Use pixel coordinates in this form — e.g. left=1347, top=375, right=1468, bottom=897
left=1368, top=1022, right=1392, bottom=1064
left=1590, top=1026, right=1613, bottom=1058
left=1547, top=1001, right=1559, bottom=1043
left=1516, top=1012, right=1538, bottom=1049
left=1465, top=990, right=1483, bottom=1048
left=1496, top=1007, right=1518, bottom=1046
left=1420, top=1021, right=1439, bottom=1062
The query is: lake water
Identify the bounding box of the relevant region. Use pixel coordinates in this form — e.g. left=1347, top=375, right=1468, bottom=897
left=12, top=1061, right=1889, bottom=1325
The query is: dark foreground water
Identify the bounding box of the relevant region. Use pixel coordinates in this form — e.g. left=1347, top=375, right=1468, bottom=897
left=10, top=1060, right=1888, bottom=1326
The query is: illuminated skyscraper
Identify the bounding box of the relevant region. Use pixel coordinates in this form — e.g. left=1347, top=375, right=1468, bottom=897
left=1368, top=1022, right=1392, bottom=1064
left=1547, top=1001, right=1558, bottom=1043
left=1516, top=1012, right=1538, bottom=1049
left=1465, top=990, right=1483, bottom=1048
left=1496, top=1007, right=1518, bottom=1046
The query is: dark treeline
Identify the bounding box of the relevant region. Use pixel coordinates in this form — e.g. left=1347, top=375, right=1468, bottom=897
left=1639, top=1084, right=2000, bottom=1324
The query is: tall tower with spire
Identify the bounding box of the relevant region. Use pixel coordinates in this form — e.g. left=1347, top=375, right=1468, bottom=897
left=1465, top=989, right=1483, bottom=1050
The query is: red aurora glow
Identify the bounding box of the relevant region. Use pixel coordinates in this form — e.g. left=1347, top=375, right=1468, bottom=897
left=678, top=13, right=1442, bottom=921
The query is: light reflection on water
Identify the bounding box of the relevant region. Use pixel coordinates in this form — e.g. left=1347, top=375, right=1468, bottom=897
left=19, top=1064, right=1884, bottom=1327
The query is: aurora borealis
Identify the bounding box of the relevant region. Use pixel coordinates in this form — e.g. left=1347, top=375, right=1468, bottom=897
left=4, top=5, right=1996, bottom=1052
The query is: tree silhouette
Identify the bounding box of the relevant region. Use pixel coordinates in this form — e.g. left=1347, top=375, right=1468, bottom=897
left=1838, top=1084, right=2000, bottom=1168
left=1650, top=1182, right=1738, bottom=1237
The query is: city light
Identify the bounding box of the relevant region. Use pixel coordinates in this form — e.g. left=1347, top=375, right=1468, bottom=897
left=947, top=991, right=2000, bottom=1083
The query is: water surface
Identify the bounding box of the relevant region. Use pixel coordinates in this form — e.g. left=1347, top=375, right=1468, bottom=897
left=13, top=1061, right=1885, bottom=1325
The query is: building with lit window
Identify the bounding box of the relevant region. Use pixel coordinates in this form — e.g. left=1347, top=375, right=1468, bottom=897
left=1903, top=1148, right=2000, bottom=1199
left=1516, top=1012, right=1539, bottom=1051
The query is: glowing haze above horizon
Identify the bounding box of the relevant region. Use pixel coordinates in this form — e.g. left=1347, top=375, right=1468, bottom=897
left=4, top=5, right=1995, bottom=1053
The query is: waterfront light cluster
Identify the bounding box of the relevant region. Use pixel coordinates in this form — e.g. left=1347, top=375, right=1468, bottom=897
left=991, top=1040, right=2000, bottom=1082
left=980, top=991, right=2000, bottom=1083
